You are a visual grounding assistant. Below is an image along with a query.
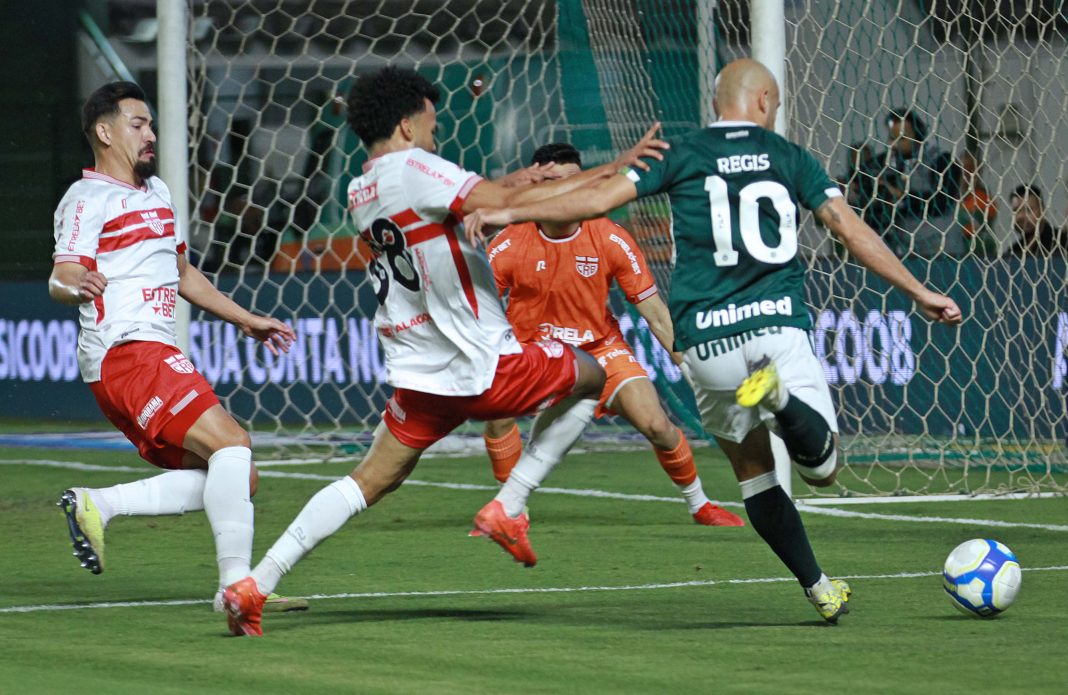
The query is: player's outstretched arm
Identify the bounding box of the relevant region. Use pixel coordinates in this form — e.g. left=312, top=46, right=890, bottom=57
left=493, top=162, right=562, bottom=188
left=634, top=294, right=684, bottom=365
left=497, top=122, right=667, bottom=206
left=816, top=196, right=963, bottom=325
left=177, top=256, right=296, bottom=355
left=464, top=174, right=639, bottom=246
left=461, top=123, right=668, bottom=246
left=48, top=263, right=107, bottom=306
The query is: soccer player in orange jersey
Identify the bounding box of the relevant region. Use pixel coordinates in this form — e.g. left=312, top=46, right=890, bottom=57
left=482, top=143, right=743, bottom=526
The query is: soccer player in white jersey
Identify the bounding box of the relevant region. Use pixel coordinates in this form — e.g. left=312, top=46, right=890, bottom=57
left=50, top=82, right=301, bottom=611
left=221, top=67, right=668, bottom=636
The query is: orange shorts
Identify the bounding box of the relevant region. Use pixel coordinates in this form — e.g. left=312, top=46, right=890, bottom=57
left=583, top=337, right=650, bottom=418
left=89, top=341, right=220, bottom=469
left=383, top=339, right=578, bottom=449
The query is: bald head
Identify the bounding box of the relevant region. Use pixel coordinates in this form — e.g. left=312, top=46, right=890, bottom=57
left=713, top=58, right=780, bottom=129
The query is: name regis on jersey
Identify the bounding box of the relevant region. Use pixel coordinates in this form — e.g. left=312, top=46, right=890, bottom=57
left=608, top=233, right=641, bottom=274
left=539, top=322, right=595, bottom=346
left=716, top=153, right=770, bottom=175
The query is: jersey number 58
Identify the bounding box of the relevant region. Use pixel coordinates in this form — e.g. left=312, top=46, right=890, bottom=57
left=364, top=218, right=420, bottom=304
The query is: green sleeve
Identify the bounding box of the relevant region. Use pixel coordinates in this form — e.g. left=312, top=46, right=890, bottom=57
left=793, top=146, right=842, bottom=212
left=627, top=144, right=677, bottom=198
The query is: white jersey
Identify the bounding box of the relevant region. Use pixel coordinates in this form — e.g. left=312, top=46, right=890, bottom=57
left=53, top=170, right=185, bottom=382
left=347, top=148, right=521, bottom=396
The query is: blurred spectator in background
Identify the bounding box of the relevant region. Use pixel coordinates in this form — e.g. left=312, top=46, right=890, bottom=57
left=1006, top=185, right=1068, bottom=256
left=873, top=109, right=961, bottom=258
left=955, top=152, right=999, bottom=257
left=201, top=183, right=279, bottom=274
left=842, top=140, right=892, bottom=232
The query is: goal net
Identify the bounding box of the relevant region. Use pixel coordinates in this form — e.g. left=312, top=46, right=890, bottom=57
left=183, top=0, right=1067, bottom=496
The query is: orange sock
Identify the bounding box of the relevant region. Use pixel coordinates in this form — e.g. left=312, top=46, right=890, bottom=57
left=655, top=428, right=698, bottom=487
left=484, top=423, right=523, bottom=483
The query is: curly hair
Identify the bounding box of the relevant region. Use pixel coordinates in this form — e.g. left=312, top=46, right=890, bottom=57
left=81, top=81, right=148, bottom=143
left=346, top=67, right=440, bottom=147
left=530, top=143, right=582, bottom=167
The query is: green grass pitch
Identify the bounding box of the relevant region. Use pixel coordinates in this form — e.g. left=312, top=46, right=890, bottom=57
left=1, top=441, right=1066, bottom=694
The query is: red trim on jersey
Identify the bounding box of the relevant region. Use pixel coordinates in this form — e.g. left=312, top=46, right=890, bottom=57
left=102, top=209, right=175, bottom=234
left=445, top=218, right=479, bottom=318
left=449, top=175, right=483, bottom=218
left=390, top=208, right=422, bottom=228
left=50, top=255, right=104, bottom=321
left=405, top=222, right=451, bottom=246
left=176, top=241, right=187, bottom=254
left=98, top=224, right=176, bottom=253
left=53, top=254, right=94, bottom=268
left=89, top=257, right=105, bottom=324
left=82, top=168, right=147, bottom=192
left=379, top=205, right=478, bottom=316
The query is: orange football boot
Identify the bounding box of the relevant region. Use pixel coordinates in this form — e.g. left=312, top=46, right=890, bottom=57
left=223, top=576, right=267, bottom=637
left=692, top=501, right=746, bottom=527
left=473, top=500, right=537, bottom=567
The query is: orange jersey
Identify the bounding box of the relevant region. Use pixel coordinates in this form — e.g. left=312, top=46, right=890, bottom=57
left=487, top=218, right=658, bottom=347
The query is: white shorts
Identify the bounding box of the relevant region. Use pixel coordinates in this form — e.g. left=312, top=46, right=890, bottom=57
left=682, top=326, right=838, bottom=444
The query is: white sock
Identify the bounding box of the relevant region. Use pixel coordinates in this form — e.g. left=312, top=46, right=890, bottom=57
left=251, top=476, right=367, bottom=596
left=805, top=573, right=834, bottom=596
left=739, top=470, right=779, bottom=500
left=496, top=398, right=597, bottom=517
left=203, top=446, right=254, bottom=588
left=677, top=476, right=711, bottom=514
left=92, top=470, right=207, bottom=527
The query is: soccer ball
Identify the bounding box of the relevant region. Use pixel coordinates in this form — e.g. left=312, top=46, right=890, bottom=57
left=942, top=539, right=1022, bottom=617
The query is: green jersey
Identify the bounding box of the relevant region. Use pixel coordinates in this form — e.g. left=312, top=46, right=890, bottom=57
left=627, top=121, right=841, bottom=349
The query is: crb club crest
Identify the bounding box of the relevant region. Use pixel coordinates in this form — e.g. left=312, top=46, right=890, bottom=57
left=142, top=210, right=167, bottom=235
left=164, top=353, right=195, bottom=374
left=575, top=255, right=599, bottom=277
left=536, top=339, right=565, bottom=359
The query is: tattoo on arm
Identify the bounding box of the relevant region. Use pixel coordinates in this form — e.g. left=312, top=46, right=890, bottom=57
left=817, top=199, right=842, bottom=227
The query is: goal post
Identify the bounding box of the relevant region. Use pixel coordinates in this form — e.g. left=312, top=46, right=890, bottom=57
left=171, top=0, right=1067, bottom=496
left=158, top=0, right=191, bottom=355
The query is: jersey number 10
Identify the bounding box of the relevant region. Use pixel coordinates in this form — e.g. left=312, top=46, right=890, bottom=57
left=704, top=175, right=798, bottom=266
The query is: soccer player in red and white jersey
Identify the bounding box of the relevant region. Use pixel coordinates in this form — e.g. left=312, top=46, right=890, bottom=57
left=482, top=143, right=743, bottom=527
left=50, top=82, right=298, bottom=610
left=221, top=67, right=669, bottom=636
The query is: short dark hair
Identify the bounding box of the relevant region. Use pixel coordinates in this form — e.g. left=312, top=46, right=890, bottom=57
left=530, top=143, right=582, bottom=167
left=886, top=108, right=928, bottom=142
left=1011, top=184, right=1042, bottom=202
left=82, top=81, right=147, bottom=143
left=346, top=67, right=440, bottom=147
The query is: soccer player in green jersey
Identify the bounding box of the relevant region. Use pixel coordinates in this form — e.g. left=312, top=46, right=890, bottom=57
left=465, top=58, right=963, bottom=623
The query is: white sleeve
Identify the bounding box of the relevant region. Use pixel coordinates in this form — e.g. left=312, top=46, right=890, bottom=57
left=402, top=149, right=483, bottom=219
left=53, top=189, right=104, bottom=267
